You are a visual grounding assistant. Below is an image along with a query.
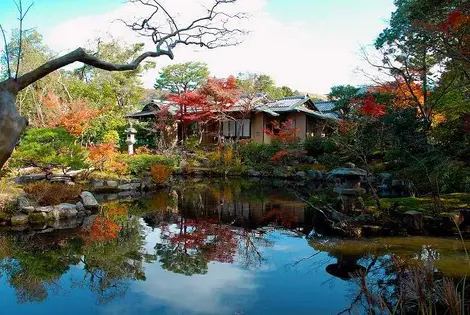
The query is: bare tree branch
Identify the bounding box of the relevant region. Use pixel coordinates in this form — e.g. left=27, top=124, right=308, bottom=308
left=14, top=0, right=34, bottom=80
left=16, top=47, right=173, bottom=91
left=0, top=24, right=11, bottom=78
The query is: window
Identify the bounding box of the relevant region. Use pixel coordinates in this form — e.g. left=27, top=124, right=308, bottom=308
left=222, top=119, right=251, bottom=138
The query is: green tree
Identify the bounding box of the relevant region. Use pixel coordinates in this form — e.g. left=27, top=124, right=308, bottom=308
left=10, top=127, right=88, bottom=174
left=155, top=61, right=210, bottom=95
left=327, top=85, right=359, bottom=115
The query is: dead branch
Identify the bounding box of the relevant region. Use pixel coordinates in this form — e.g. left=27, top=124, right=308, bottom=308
left=14, top=0, right=34, bottom=80
left=16, top=48, right=173, bottom=91
left=0, top=24, right=11, bottom=78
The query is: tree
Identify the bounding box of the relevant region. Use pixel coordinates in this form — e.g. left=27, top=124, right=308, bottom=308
left=10, top=127, right=88, bottom=175
left=328, top=85, right=360, bottom=115
left=236, top=72, right=295, bottom=100
left=365, top=0, right=469, bottom=130
left=0, top=0, right=246, bottom=169
left=155, top=61, right=210, bottom=95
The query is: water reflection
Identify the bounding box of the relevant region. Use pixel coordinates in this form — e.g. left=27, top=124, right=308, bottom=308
left=0, top=179, right=469, bottom=314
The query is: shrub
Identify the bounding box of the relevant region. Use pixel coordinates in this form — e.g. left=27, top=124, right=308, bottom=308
left=223, top=146, right=233, bottom=165
left=11, top=127, right=88, bottom=173
left=239, top=141, right=280, bottom=166
left=127, top=154, right=178, bottom=176
left=150, top=164, right=172, bottom=185
left=303, top=136, right=338, bottom=157
left=88, top=142, right=117, bottom=171
left=23, top=182, right=82, bottom=206
left=102, top=130, right=120, bottom=144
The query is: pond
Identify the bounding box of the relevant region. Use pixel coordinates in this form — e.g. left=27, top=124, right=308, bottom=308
left=0, top=179, right=469, bottom=315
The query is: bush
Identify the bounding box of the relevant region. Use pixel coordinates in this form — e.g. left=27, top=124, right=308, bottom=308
left=23, top=182, right=82, bottom=206
left=11, top=127, right=88, bottom=173
left=150, top=164, right=172, bottom=185
left=440, top=162, right=470, bottom=193
left=126, top=154, right=179, bottom=176
left=303, top=136, right=338, bottom=157
left=239, top=142, right=280, bottom=166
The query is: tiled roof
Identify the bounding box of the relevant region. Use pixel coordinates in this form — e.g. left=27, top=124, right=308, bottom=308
left=263, top=95, right=308, bottom=112
left=314, top=101, right=336, bottom=113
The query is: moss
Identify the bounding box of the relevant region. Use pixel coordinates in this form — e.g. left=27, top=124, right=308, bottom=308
left=365, top=193, right=470, bottom=215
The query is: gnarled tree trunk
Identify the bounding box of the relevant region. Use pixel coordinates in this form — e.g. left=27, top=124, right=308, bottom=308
left=0, top=79, right=27, bottom=168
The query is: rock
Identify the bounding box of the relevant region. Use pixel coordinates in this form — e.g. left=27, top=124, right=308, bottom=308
left=91, top=180, right=105, bottom=188
left=11, top=225, right=28, bottom=232
left=106, top=194, right=119, bottom=201
left=52, top=218, right=82, bottom=230
left=11, top=214, right=29, bottom=226
left=54, top=203, right=78, bottom=219
left=345, top=162, right=356, bottom=168
left=29, top=212, right=47, bottom=224
left=0, top=212, right=11, bottom=223
left=247, top=169, right=261, bottom=177
left=21, top=206, right=35, bottom=214
left=131, top=178, right=141, bottom=183
left=82, top=214, right=98, bottom=228
left=403, top=210, right=424, bottom=234
left=118, top=183, right=141, bottom=191
left=77, top=211, right=86, bottom=218
left=295, top=171, right=307, bottom=178
left=17, top=195, right=30, bottom=209
left=37, top=228, right=55, bottom=234
left=80, top=191, right=99, bottom=209
left=76, top=201, right=85, bottom=212
left=106, top=180, right=118, bottom=188
left=36, top=206, right=54, bottom=213
left=119, top=179, right=131, bottom=184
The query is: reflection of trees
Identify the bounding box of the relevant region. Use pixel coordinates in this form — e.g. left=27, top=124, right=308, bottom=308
left=0, top=206, right=151, bottom=305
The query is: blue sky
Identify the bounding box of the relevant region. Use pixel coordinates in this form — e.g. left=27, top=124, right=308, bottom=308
left=0, top=0, right=395, bottom=94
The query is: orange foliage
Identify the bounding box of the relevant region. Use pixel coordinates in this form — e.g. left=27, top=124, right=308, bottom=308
left=41, top=92, right=104, bottom=137
left=264, top=119, right=300, bottom=144
left=150, top=164, right=172, bottom=185
left=88, top=142, right=118, bottom=171
left=377, top=80, right=428, bottom=110
left=24, top=182, right=82, bottom=206
left=271, top=150, right=289, bottom=162
left=86, top=217, right=121, bottom=244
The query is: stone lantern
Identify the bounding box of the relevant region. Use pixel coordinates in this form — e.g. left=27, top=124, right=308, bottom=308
left=328, top=163, right=367, bottom=213
left=125, top=122, right=137, bottom=155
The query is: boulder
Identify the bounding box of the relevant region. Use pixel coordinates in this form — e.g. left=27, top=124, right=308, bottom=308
left=80, top=191, right=99, bottom=209
left=52, top=217, right=82, bottom=230
left=76, top=201, right=85, bottom=212
left=295, top=171, right=307, bottom=178
left=21, top=206, right=35, bottom=214
left=91, top=180, right=105, bottom=188
left=106, top=180, right=118, bottom=188
left=403, top=210, right=424, bottom=234
left=118, top=183, right=141, bottom=191
left=82, top=215, right=98, bottom=228
left=0, top=212, right=11, bottom=224
left=29, top=212, right=47, bottom=224
left=247, top=169, right=261, bottom=177
left=36, top=206, right=54, bottom=213
left=54, top=204, right=78, bottom=219
left=11, top=214, right=29, bottom=226
left=17, top=195, right=31, bottom=211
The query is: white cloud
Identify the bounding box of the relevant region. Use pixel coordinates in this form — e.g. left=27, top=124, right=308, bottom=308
left=43, top=0, right=389, bottom=95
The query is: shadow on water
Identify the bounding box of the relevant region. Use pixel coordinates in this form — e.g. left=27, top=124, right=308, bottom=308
left=0, top=178, right=469, bottom=314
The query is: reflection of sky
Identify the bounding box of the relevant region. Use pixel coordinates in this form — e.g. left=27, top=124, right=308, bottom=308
left=0, top=226, right=354, bottom=315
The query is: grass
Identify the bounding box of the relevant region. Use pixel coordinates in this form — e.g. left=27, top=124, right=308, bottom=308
left=365, top=193, right=470, bottom=215
left=0, top=177, right=23, bottom=212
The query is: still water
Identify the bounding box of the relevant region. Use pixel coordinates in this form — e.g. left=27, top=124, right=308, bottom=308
left=0, top=179, right=469, bottom=315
